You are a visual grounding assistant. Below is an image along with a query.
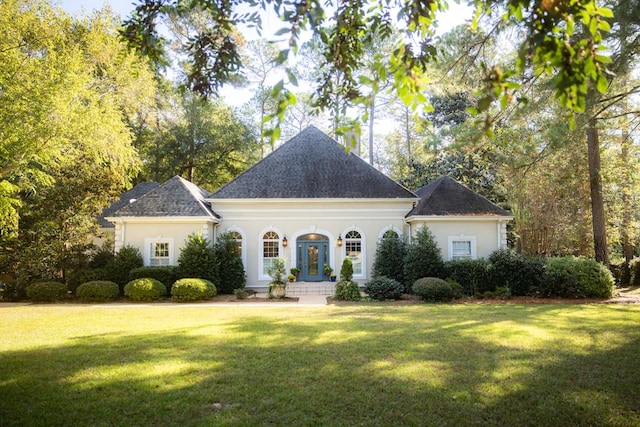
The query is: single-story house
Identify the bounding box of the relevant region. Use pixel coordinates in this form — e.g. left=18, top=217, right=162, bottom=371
left=106, top=126, right=512, bottom=290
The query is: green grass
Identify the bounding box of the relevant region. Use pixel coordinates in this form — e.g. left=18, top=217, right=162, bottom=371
left=1, top=303, right=639, bottom=426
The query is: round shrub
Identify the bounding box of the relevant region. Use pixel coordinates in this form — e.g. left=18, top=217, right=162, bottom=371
left=76, top=281, right=120, bottom=302
left=25, top=282, right=68, bottom=302
left=67, top=268, right=107, bottom=294
left=333, top=280, right=361, bottom=301
left=542, top=257, right=614, bottom=298
left=129, top=266, right=176, bottom=293
left=171, top=278, right=217, bottom=302
left=365, top=276, right=404, bottom=301
left=124, top=278, right=167, bottom=301
left=412, top=277, right=453, bottom=302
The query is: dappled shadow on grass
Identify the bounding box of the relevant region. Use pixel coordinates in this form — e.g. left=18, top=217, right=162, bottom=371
left=0, top=305, right=639, bottom=426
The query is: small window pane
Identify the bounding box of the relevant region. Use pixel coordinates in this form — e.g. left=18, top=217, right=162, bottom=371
left=383, top=230, right=399, bottom=239
left=452, top=241, right=472, bottom=260
left=345, top=230, right=362, bottom=275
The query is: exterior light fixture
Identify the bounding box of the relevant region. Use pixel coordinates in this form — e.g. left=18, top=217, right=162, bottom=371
left=282, top=236, right=288, bottom=247
left=337, top=234, right=343, bottom=247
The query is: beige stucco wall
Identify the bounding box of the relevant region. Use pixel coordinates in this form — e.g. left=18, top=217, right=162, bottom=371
left=213, top=198, right=415, bottom=288
left=409, top=218, right=509, bottom=260
left=111, top=218, right=215, bottom=266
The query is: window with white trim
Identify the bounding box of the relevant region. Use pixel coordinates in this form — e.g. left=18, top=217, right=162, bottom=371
left=383, top=229, right=399, bottom=239
left=145, top=238, right=174, bottom=266
left=345, top=230, right=362, bottom=275
left=262, top=231, right=280, bottom=276
left=448, top=236, right=477, bottom=261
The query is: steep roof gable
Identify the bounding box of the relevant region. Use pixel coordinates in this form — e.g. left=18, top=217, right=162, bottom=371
left=407, top=176, right=511, bottom=217
left=111, top=176, right=218, bottom=219
left=98, top=181, right=159, bottom=228
left=211, top=126, right=416, bottom=199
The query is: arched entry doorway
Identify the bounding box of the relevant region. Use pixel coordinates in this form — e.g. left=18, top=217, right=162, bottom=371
left=297, top=233, right=329, bottom=281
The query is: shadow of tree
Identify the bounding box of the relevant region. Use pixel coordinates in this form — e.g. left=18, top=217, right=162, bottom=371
left=0, top=305, right=638, bottom=426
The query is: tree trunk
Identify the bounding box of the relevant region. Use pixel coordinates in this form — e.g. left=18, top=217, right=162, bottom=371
left=587, top=116, right=609, bottom=265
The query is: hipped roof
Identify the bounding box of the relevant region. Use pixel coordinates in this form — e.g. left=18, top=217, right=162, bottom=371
left=112, top=175, right=218, bottom=219
left=98, top=181, right=159, bottom=228
left=211, top=126, right=416, bottom=199
left=407, top=176, right=511, bottom=217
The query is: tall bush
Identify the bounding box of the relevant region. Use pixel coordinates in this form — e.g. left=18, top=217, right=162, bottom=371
left=403, top=227, right=445, bottom=291
left=213, top=232, right=246, bottom=294
left=175, top=233, right=216, bottom=283
left=340, top=257, right=354, bottom=281
left=106, top=245, right=143, bottom=290
left=372, top=233, right=405, bottom=285
left=488, top=249, right=543, bottom=296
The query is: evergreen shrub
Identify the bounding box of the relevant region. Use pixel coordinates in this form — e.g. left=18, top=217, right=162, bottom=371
left=542, top=257, right=614, bottom=298
left=171, top=278, right=217, bottom=302
left=25, top=281, right=68, bottom=302
left=129, top=266, right=176, bottom=293
left=340, top=257, right=354, bottom=281
left=213, top=232, right=246, bottom=294
left=76, top=281, right=120, bottom=301
left=445, top=259, right=491, bottom=296
left=67, top=269, right=106, bottom=294
left=372, top=233, right=405, bottom=285
left=488, top=250, right=543, bottom=296
left=412, top=277, right=453, bottom=302
left=333, top=280, right=361, bottom=301
left=175, top=234, right=216, bottom=283
left=364, top=276, right=404, bottom=300
left=403, top=227, right=445, bottom=292
left=124, top=278, right=167, bottom=301
left=106, top=246, right=143, bottom=290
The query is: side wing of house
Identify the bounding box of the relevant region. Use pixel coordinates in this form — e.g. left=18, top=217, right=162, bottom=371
left=405, top=176, right=512, bottom=261
left=105, top=176, right=219, bottom=266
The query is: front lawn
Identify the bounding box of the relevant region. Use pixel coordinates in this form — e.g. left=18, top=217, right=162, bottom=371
left=1, top=303, right=639, bottom=426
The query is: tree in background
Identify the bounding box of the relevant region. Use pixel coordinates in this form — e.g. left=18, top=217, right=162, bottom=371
left=0, top=1, right=157, bottom=282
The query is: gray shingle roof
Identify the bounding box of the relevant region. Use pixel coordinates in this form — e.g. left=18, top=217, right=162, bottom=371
left=407, top=176, right=511, bottom=217
left=110, top=176, right=219, bottom=219
left=98, top=181, right=159, bottom=228
left=211, top=126, right=416, bottom=199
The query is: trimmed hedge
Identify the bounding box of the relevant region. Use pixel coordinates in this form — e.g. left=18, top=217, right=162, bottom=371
left=333, top=280, right=361, bottom=301
left=171, top=278, right=217, bottom=302
left=488, top=250, right=544, bottom=296
left=445, top=259, right=491, bottom=296
left=129, top=266, right=176, bottom=293
left=541, top=257, right=614, bottom=298
left=124, top=278, right=167, bottom=301
left=76, top=281, right=120, bottom=301
left=412, top=277, right=453, bottom=302
left=365, top=276, right=404, bottom=300
left=25, top=282, right=68, bottom=302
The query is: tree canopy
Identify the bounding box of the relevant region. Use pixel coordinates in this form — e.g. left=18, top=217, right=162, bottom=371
left=122, top=0, right=614, bottom=124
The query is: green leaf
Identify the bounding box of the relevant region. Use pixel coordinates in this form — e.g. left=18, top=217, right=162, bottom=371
left=597, top=7, right=614, bottom=18
left=596, top=75, right=608, bottom=94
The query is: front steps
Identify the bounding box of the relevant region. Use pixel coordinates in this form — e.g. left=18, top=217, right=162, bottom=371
left=286, top=281, right=336, bottom=296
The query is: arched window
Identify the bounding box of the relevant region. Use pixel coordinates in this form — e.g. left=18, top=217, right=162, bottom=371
left=262, top=231, right=280, bottom=276
left=345, top=230, right=362, bottom=275
left=383, top=229, right=399, bottom=239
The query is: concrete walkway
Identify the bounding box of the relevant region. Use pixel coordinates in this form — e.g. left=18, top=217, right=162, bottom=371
left=254, top=292, right=328, bottom=306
